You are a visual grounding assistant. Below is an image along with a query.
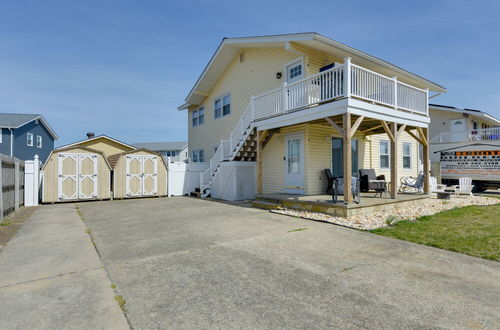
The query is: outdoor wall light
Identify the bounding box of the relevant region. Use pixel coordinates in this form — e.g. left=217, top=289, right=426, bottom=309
left=276, top=72, right=282, bottom=79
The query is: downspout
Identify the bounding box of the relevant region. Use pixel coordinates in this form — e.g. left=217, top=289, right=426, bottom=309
left=8, top=128, right=13, bottom=157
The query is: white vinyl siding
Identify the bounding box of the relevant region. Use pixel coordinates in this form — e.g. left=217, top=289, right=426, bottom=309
left=379, top=140, right=390, bottom=169
left=27, top=133, right=33, bottom=146
left=402, top=142, right=411, bottom=169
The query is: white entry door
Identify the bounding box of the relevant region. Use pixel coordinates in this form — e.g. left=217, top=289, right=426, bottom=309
left=58, top=153, right=98, bottom=201
left=126, top=155, right=158, bottom=197
left=284, top=133, right=304, bottom=194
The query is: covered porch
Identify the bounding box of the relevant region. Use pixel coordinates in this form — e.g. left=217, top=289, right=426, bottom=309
left=255, top=111, right=431, bottom=204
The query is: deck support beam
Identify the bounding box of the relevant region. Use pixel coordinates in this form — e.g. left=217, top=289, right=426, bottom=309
left=256, top=130, right=267, bottom=194
left=420, top=127, right=430, bottom=194
left=390, top=122, right=398, bottom=199
left=343, top=113, right=352, bottom=203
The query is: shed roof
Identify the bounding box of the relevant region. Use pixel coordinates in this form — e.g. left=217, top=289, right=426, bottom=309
left=0, top=113, right=59, bottom=139
left=57, top=135, right=136, bottom=151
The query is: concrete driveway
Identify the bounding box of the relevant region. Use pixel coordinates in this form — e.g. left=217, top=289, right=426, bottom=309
left=75, top=197, right=500, bottom=329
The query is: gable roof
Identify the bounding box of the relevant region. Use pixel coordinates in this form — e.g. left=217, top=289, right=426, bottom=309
left=56, top=135, right=136, bottom=151
left=0, top=113, right=59, bottom=139
left=179, top=32, right=446, bottom=109
left=429, top=104, right=500, bottom=126
left=41, top=146, right=112, bottom=171
left=107, top=148, right=168, bottom=169
left=132, top=141, right=188, bottom=151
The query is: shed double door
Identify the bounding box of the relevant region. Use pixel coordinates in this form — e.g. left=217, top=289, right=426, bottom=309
left=58, top=153, right=98, bottom=201
left=126, top=155, right=158, bottom=197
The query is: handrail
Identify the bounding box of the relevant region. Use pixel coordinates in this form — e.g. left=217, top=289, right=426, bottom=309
left=430, top=127, right=500, bottom=144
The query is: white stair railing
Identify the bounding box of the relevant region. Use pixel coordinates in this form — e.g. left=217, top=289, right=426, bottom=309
left=201, top=104, right=256, bottom=194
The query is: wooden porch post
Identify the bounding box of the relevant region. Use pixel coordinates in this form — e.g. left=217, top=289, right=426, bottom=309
left=390, top=122, right=398, bottom=199
left=421, top=127, right=430, bottom=194
left=343, top=113, right=352, bottom=203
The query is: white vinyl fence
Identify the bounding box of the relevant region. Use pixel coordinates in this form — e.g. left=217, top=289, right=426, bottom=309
left=166, top=158, right=209, bottom=196
left=0, top=154, right=25, bottom=219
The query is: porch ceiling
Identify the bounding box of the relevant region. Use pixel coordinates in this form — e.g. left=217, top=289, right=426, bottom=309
left=307, top=115, right=419, bottom=136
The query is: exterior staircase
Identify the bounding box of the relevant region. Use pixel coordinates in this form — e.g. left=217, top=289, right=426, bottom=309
left=200, top=104, right=256, bottom=198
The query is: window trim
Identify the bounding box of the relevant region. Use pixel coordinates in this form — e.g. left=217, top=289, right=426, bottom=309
left=402, top=142, right=412, bottom=169
left=27, top=133, right=33, bottom=146
left=36, top=135, right=42, bottom=148
left=379, top=140, right=390, bottom=169
left=214, top=93, right=231, bottom=119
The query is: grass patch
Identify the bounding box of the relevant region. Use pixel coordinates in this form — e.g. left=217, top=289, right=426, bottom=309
left=372, top=204, right=500, bottom=261
left=287, top=227, right=308, bottom=233
left=111, top=284, right=116, bottom=289
left=0, top=221, right=12, bottom=227
left=115, top=295, right=126, bottom=312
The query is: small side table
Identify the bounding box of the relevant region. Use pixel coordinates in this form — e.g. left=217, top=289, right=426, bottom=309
left=437, top=192, right=451, bottom=199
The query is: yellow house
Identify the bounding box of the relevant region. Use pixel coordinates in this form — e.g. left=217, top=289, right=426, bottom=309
left=178, top=33, right=446, bottom=202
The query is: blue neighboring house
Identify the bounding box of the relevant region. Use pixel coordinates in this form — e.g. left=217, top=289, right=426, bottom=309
left=0, top=113, right=59, bottom=163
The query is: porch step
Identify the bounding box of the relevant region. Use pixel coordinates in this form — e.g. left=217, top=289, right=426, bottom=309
left=252, top=200, right=282, bottom=211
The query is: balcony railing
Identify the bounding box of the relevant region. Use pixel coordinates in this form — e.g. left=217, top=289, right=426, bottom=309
left=430, top=127, right=500, bottom=144
left=250, top=58, right=429, bottom=121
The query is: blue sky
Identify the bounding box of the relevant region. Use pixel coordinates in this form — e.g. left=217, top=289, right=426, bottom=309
left=1, top=0, right=499, bottom=146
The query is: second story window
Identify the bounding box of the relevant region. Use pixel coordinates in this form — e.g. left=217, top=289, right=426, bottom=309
left=214, top=94, right=230, bottom=119
left=27, top=133, right=33, bottom=146
left=379, top=140, right=389, bottom=169
left=192, top=107, right=205, bottom=127
left=402, top=142, right=411, bottom=169
left=0, top=128, right=2, bottom=143
left=37, top=135, right=42, bottom=148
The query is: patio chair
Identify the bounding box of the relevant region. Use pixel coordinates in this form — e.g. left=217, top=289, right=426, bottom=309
left=430, top=176, right=446, bottom=193
left=324, top=169, right=334, bottom=195
left=358, top=168, right=386, bottom=193
left=332, top=177, right=360, bottom=204
left=455, top=177, right=474, bottom=196
left=399, top=172, right=425, bottom=193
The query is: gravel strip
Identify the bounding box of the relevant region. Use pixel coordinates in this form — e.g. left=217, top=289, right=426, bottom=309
left=270, top=195, right=499, bottom=230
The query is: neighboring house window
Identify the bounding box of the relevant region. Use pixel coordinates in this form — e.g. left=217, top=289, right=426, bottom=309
left=0, top=128, right=2, bottom=143
left=192, top=107, right=205, bottom=126
left=214, top=94, right=230, bottom=119
left=165, top=151, right=177, bottom=157
left=37, top=135, right=42, bottom=148
left=379, top=140, right=390, bottom=169
left=27, top=133, right=33, bottom=146
left=192, top=149, right=205, bottom=163
left=402, top=143, right=411, bottom=169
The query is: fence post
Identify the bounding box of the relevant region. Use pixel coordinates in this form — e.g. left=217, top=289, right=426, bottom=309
left=14, top=160, right=19, bottom=212
left=33, top=155, right=39, bottom=206
left=344, top=57, right=351, bottom=98
left=0, top=158, right=3, bottom=220
left=167, top=157, right=172, bottom=198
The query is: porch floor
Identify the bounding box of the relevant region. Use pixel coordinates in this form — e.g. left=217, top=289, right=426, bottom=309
left=253, top=192, right=430, bottom=217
